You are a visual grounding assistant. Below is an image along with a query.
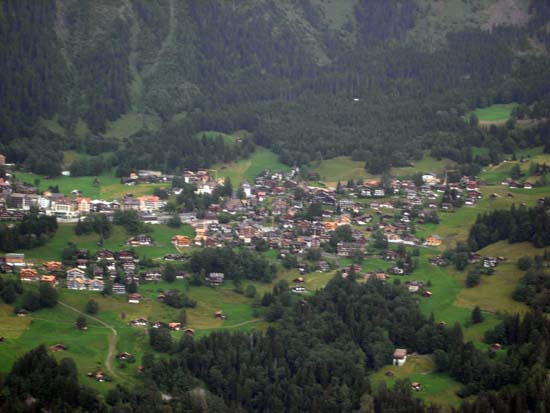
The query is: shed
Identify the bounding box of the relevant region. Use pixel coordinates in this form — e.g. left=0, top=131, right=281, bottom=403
left=393, top=348, right=407, bottom=366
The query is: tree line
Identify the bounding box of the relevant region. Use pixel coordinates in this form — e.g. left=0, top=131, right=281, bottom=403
left=0, top=209, right=57, bottom=252
left=468, top=198, right=550, bottom=250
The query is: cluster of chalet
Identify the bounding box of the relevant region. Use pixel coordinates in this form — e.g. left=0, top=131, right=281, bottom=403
left=0, top=178, right=167, bottom=219
left=7, top=249, right=147, bottom=300
left=501, top=178, right=534, bottom=189
left=1, top=162, right=499, bottom=308
left=120, top=170, right=170, bottom=185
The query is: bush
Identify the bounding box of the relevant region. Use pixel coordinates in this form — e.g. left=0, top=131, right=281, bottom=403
left=471, top=306, right=484, bottom=324
left=76, top=315, right=87, bottom=330
left=22, top=290, right=41, bottom=311
left=85, top=299, right=99, bottom=315
left=38, top=283, right=58, bottom=308
left=517, top=256, right=533, bottom=271
left=0, top=282, right=18, bottom=304
left=164, top=291, right=197, bottom=308
left=162, top=264, right=177, bottom=282
left=149, top=327, right=172, bottom=353
left=465, top=270, right=481, bottom=288
left=245, top=285, right=257, bottom=298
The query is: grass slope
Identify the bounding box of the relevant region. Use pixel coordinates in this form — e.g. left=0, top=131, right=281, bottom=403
left=370, top=354, right=462, bottom=409
left=455, top=241, right=534, bottom=315
left=104, top=112, right=161, bottom=139
left=214, top=147, right=289, bottom=185
left=196, top=130, right=248, bottom=145
left=309, top=153, right=455, bottom=184
left=391, top=155, right=456, bottom=178
left=13, top=170, right=168, bottom=201
left=468, top=103, right=517, bottom=124
left=19, top=224, right=195, bottom=263
left=309, top=157, right=374, bottom=184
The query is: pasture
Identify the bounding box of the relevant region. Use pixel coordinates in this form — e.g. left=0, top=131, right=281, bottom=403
left=0, top=278, right=268, bottom=393
left=13, top=170, right=168, bottom=201
left=309, top=157, right=374, bottom=184
left=196, top=130, right=248, bottom=145
left=454, top=241, right=534, bottom=315
left=370, top=355, right=463, bottom=410
left=214, top=147, right=289, bottom=184
left=468, top=103, right=516, bottom=123
left=103, top=112, right=161, bottom=139
left=391, top=155, right=456, bottom=178
left=309, top=153, right=455, bottom=185
left=19, top=223, right=194, bottom=263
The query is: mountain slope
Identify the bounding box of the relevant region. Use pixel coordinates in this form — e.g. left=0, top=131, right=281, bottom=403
left=1, top=0, right=549, bottom=175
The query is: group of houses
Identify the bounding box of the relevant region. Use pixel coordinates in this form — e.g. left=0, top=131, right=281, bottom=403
left=1, top=164, right=497, bottom=310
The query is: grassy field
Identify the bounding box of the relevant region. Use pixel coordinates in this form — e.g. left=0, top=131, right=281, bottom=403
left=0, top=294, right=114, bottom=392
left=309, top=157, right=374, bottom=184
left=370, top=354, right=463, bottom=410
left=479, top=146, right=550, bottom=184
left=13, top=170, right=168, bottom=201
left=214, top=147, right=290, bottom=184
left=454, top=241, right=533, bottom=315
left=415, top=183, right=547, bottom=249
left=196, top=130, right=248, bottom=146
left=309, top=153, right=455, bottom=185
left=391, top=155, right=456, bottom=178
left=39, top=110, right=160, bottom=141
left=103, top=112, right=161, bottom=139
left=0, top=277, right=267, bottom=392
left=19, top=223, right=194, bottom=263
left=468, top=103, right=517, bottom=124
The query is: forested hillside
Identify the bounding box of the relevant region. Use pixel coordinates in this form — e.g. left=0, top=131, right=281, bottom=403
left=1, top=0, right=550, bottom=174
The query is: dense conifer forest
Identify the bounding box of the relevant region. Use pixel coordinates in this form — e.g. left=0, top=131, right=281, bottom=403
left=1, top=0, right=550, bottom=175
left=3, top=1, right=550, bottom=412
left=468, top=198, right=550, bottom=250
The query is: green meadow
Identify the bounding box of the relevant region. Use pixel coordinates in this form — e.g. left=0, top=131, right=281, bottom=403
left=309, top=153, right=456, bottom=185
left=13, top=170, right=168, bottom=201
left=309, top=157, right=374, bottom=184
left=214, top=147, right=289, bottom=184
left=0, top=277, right=273, bottom=393
left=468, top=103, right=516, bottom=123
left=19, top=223, right=195, bottom=263
left=370, top=355, right=463, bottom=409
left=196, top=130, right=249, bottom=145
left=391, top=155, right=456, bottom=178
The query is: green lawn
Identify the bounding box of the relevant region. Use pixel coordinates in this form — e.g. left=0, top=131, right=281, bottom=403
left=214, top=147, right=289, bottom=185
left=103, top=112, right=161, bottom=139
left=309, top=157, right=375, bottom=185
left=309, top=153, right=454, bottom=185
left=455, top=241, right=534, bottom=315
left=19, top=223, right=194, bottom=263
left=370, top=355, right=463, bottom=410
left=0, top=296, right=114, bottom=393
left=468, top=103, right=517, bottom=123
left=13, top=170, right=168, bottom=201
left=196, top=130, right=248, bottom=145
left=391, top=155, right=456, bottom=178
left=0, top=279, right=263, bottom=393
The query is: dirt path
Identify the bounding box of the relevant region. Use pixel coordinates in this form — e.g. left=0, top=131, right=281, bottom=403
left=212, top=318, right=261, bottom=330
left=58, top=301, right=120, bottom=380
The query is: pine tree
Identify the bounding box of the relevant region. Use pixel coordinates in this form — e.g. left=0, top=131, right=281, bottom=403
left=471, top=306, right=484, bottom=324
left=85, top=299, right=98, bottom=315
left=76, top=315, right=87, bottom=330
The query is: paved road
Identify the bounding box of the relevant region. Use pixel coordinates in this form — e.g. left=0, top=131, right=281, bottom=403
left=58, top=301, right=120, bottom=380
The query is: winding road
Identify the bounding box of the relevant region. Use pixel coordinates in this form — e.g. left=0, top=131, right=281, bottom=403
left=58, top=301, right=120, bottom=380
